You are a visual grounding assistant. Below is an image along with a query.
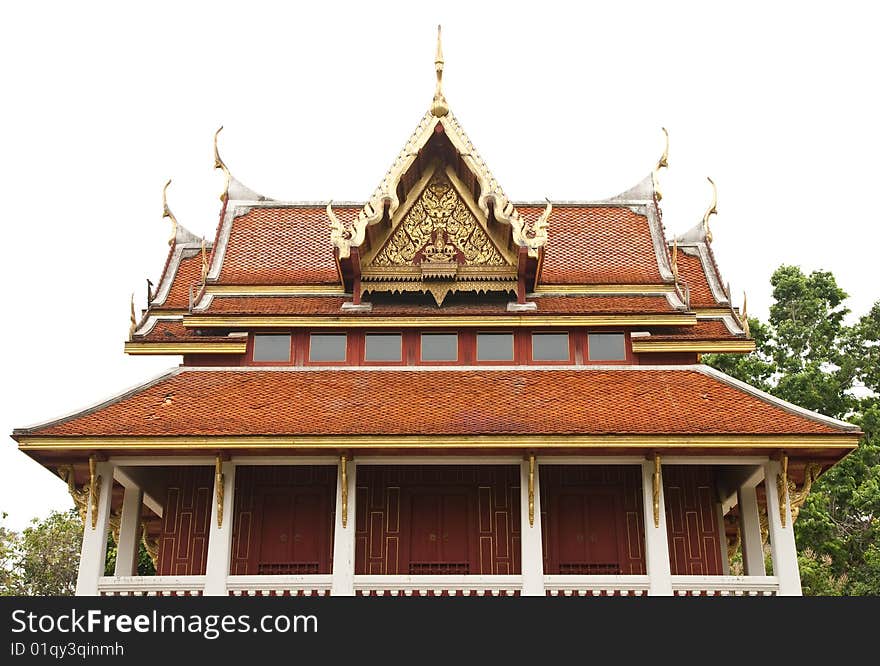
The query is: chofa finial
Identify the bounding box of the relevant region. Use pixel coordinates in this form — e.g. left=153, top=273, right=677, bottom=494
left=703, top=176, right=717, bottom=243
left=200, top=239, right=209, bottom=284
left=214, top=126, right=231, bottom=203
left=431, top=25, right=449, bottom=117
left=162, top=179, right=178, bottom=246
left=652, top=127, right=669, bottom=201
left=740, top=291, right=750, bottom=337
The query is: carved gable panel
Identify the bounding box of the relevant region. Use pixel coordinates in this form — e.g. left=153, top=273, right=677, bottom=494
left=371, top=173, right=507, bottom=270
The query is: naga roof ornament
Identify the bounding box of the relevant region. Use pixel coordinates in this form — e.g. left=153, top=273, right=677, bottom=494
left=652, top=127, right=669, bottom=201
left=162, top=179, right=178, bottom=246
left=214, top=126, right=232, bottom=203
left=703, top=176, right=718, bottom=243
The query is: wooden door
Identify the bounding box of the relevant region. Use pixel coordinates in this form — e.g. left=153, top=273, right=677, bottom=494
left=551, top=488, right=623, bottom=575
left=405, top=487, right=473, bottom=574
left=253, top=486, right=329, bottom=575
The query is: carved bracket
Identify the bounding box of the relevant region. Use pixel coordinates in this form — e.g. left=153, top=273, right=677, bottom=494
left=528, top=455, right=536, bottom=527
left=215, top=456, right=225, bottom=528
left=652, top=454, right=661, bottom=528
left=340, top=455, right=349, bottom=528
left=88, top=456, right=101, bottom=530
left=789, top=461, right=823, bottom=523
left=776, top=453, right=789, bottom=527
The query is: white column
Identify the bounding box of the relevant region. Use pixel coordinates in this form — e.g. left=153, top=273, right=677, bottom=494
left=331, top=458, right=356, bottom=596
left=75, top=461, right=114, bottom=596
left=737, top=483, right=766, bottom=576
left=114, top=486, right=143, bottom=577
left=204, top=462, right=235, bottom=596
left=715, top=503, right=730, bottom=575
left=764, top=460, right=802, bottom=595
left=520, top=457, right=545, bottom=596
left=641, top=459, right=672, bottom=595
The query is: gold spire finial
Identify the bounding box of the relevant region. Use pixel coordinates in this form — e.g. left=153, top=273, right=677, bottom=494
left=129, top=293, right=137, bottom=339
left=703, top=176, right=717, bottom=243
left=162, top=179, right=178, bottom=246
left=431, top=25, right=449, bottom=117
left=652, top=127, right=669, bottom=201
left=214, top=126, right=231, bottom=203
left=741, top=290, right=750, bottom=337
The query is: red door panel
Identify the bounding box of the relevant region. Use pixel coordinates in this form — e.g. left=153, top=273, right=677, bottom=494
left=255, top=486, right=328, bottom=575
left=405, top=487, right=473, bottom=574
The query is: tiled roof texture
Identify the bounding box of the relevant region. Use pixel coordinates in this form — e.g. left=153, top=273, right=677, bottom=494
left=646, top=320, right=740, bottom=341
left=531, top=206, right=665, bottom=285
left=216, top=207, right=358, bottom=285
left=135, top=320, right=231, bottom=343
left=195, top=294, right=679, bottom=316
left=154, top=253, right=202, bottom=311
left=677, top=251, right=720, bottom=307
left=23, top=367, right=848, bottom=438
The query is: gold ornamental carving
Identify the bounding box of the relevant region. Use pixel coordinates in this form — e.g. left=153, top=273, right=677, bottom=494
left=528, top=455, right=536, bottom=527
left=141, top=525, right=160, bottom=568
left=215, top=456, right=224, bottom=528
left=57, top=465, right=89, bottom=526
left=340, top=455, right=348, bottom=528
left=88, top=456, right=101, bottom=530
left=788, top=462, right=823, bottom=523
left=776, top=454, right=789, bottom=527
left=652, top=454, right=661, bottom=528
left=371, top=173, right=506, bottom=269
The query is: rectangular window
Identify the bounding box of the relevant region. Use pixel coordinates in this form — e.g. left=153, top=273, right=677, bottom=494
left=421, top=333, right=458, bottom=362
left=253, top=334, right=291, bottom=362
left=364, top=333, right=402, bottom=362
left=532, top=332, right=570, bottom=361
left=588, top=333, right=627, bottom=361
left=309, top=333, right=347, bottom=362
left=476, top=332, right=514, bottom=362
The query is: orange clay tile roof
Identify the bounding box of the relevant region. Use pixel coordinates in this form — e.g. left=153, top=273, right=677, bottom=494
left=154, top=253, right=202, bottom=311
left=17, top=367, right=854, bottom=438
left=216, top=206, right=359, bottom=286
left=646, top=320, right=740, bottom=341
left=135, top=319, right=232, bottom=343
left=677, top=251, right=719, bottom=307
left=528, top=206, right=665, bottom=285
left=195, top=294, right=679, bottom=316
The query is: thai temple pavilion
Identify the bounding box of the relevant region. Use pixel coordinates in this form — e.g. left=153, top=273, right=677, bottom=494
left=12, top=29, right=861, bottom=597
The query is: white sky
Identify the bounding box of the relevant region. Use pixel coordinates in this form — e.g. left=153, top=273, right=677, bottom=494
left=1, top=1, right=878, bottom=531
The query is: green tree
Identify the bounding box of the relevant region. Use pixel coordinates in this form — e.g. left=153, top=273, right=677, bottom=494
left=705, top=265, right=880, bottom=595
left=0, top=509, right=82, bottom=596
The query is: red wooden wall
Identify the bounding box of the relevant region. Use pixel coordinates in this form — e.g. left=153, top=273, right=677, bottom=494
left=157, top=467, right=213, bottom=576
left=662, top=465, right=723, bottom=575
left=355, top=466, right=520, bottom=575
left=540, top=465, right=646, bottom=575
left=230, top=465, right=336, bottom=575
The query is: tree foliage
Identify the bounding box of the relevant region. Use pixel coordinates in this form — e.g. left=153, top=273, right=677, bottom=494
left=705, top=265, right=880, bottom=595
left=0, top=509, right=82, bottom=596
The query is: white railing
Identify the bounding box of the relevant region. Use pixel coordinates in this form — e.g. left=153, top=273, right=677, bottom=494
left=353, top=575, right=521, bottom=596
left=97, top=576, right=205, bottom=596
left=671, top=575, right=780, bottom=596
left=226, top=575, right=332, bottom=597
left=543, top=575, right=650, bottom=596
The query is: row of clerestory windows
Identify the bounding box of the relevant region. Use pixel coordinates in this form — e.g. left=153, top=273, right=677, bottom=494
left=251, top=331, right=627, bottom=365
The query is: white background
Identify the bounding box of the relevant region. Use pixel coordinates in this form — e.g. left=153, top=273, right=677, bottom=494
left=1, top=1, right=877, bottom=530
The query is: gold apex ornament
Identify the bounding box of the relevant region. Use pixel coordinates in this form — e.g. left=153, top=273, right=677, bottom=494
left=162, top=179, right=178, bottom=246
left=652, top=127, right=669, bottom=201
left=214, top=126, right=231, bottom=203
left=431, top=25, right=449, bottom=117
left=703, top=176, right=717, bottom=243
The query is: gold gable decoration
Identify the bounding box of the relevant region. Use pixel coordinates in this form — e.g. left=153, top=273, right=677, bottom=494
left=363, top=172, right=516, bottom=305
left=372, top=174, right=506, bottom=268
